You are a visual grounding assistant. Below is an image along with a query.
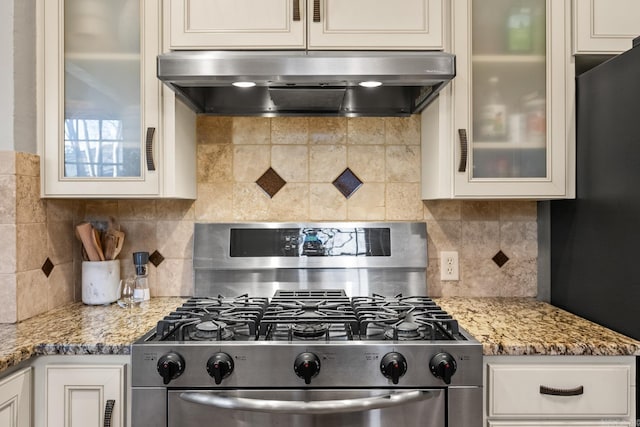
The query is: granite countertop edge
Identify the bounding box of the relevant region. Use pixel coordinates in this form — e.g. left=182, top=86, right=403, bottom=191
left=433, top=297, right=640, bottom=358
left=1, top=297, right=638, bottom=375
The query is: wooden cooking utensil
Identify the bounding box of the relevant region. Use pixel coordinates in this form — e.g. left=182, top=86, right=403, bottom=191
left=112, top=230, right=125, bottom=259
left=93, top=228, right=106, bottom=261
left=76, top=223, right=102, bottom=262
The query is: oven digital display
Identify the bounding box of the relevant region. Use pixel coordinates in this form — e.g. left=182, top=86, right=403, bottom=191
left=230, top=228, right=391, bottom=257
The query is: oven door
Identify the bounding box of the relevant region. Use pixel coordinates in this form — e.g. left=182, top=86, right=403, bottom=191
left=168, top=389, right=445, bottom=427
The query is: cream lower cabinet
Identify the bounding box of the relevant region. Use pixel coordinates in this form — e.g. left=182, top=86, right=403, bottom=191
left=421, top=0, right=575, bottom=199
left=45, top=364, right=126, bottom=427
left=31, top=355, right=130, bottom=427
left=0, top=368, right=31, bottom=427
left=484, top=356, right=636, bottom=426
left=573, top=0, right=640, bottom=54
left=167, top=0, right=443, bottom=50
left=38, top=0, right=196, bottom=198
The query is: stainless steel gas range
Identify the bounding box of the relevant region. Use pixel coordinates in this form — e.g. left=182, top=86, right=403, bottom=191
left=132, top=222, right=482, bottom=427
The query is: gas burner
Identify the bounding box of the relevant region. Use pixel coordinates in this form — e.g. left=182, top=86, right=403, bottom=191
left=291, top=322, right=330, bottom=339
left=190, top=321, right=234, bottom=341
left=384, top=321, right=424, bottom=341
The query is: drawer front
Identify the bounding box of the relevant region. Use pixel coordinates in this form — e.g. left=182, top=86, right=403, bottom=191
left=489, top=422, right=631, bottom=427
left=487, top=364, right=631, bottom=418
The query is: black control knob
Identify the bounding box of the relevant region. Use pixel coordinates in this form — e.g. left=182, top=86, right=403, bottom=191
left=206, top=352, right=234, bottom=384
left=294, top=352, right=321, bottom=384
left=380, top=352, right=407, bottom=384
left=429, top=352, right=457, bottom=385
left=157, top=352, right=185, bottom=385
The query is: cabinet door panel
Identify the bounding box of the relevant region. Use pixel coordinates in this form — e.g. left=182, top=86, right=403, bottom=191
left=573, top=0, right=640, bottom=54
left=308, top=0, right=443, bottom=49
left=0, top=368, right=31, bottom=427
left=169, top=0, right=306, bottom=49
left=41, top=0, right=161, bottom=197
left=46, top=365, right=125, bottom=427
left=422, top=0, right=573, bottom=199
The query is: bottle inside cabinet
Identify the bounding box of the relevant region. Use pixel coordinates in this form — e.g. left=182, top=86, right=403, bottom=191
left=477, top=76, right=508, bottom=141
left=506, top=5, right=533, bottom=52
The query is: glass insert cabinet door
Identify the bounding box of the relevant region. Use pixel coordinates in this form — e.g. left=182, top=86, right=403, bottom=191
left=469, top=0, right=547, bottom=179
left=64, top=0, right=142, bottom=179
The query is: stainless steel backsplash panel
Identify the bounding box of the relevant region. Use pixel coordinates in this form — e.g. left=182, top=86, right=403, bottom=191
left=193, top=222, right=428, bottom=297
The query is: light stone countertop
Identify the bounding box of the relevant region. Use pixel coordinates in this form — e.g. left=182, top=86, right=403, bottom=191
left=0, top=297, right=187, bottom=374
left=434, top=297, right=640, bottom=356
left=0, top=297, right=638, bottom=375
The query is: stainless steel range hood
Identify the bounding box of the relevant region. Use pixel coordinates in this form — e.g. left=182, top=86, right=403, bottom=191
left=157, top=51, right=455, bottom=117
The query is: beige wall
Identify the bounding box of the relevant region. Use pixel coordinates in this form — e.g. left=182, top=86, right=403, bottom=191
left=0, top=115, right=538, bottom=322
left=0, top=151, right=75, bottom=322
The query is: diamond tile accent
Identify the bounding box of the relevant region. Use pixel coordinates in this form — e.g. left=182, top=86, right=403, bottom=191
left=256, top=167, right=286, bottom=198
left=149, top=250, right=165, bottom=267
left=332, top=168, right=363, bottom=199
left=492, top=250, right=509, bottom=268
left=41, top=258, right=54, bottom=277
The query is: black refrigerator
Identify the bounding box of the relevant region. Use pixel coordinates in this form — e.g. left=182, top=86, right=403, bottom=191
left=550, top=42, right=640, bottom=342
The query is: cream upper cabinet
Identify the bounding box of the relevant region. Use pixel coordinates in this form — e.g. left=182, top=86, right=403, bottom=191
left=38, top=0, right=196, bottom=198
left=46, top=364, right=126, bottom=427
left=421, top=0, right=575, bottom=199
left=0, top=368, right=31, bottom=427
left=573, top=0, right=640, bottom=54
left=307, top=0, right=443, bottom=49
left=168, top=0, right=307, bottom=49
left=484, top=356, right=636, bottom=426
left=167, top=0, right=443, bottom=50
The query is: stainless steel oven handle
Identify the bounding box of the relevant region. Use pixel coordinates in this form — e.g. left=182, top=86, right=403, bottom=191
left=179, top=390, right=432, bottom=414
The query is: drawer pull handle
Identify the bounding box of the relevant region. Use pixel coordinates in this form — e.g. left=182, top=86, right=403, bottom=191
left=104, top=399, right=115, bottom=427
left=293, top=0, right=300, bottom=21
left=458, top=129, right=468, bottom=172
left=539, top=385, right=584, bottom=396
left=313, top=0, right=320, bottom=22
left=145, top=127, right=156, bottom=171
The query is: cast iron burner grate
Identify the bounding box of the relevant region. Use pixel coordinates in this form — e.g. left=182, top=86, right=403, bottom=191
left=150, top=292, right=465, bottom=343
left=260, top=290, right=359, bottom=340
left=353, top=294, right=461, bottom=341
left=154, top=295, right=269, bottom=341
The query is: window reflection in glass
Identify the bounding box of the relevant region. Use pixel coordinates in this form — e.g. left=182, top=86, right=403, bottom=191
left=64, top=119, right=141, bottom=178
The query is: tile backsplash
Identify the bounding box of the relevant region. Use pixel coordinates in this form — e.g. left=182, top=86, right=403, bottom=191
left=0, top=116, right=537, bottom=322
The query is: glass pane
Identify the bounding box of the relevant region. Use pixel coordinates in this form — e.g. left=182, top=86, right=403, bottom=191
left=63, top=0, right=141, bottom=178
left=471, top=0, right=547, bottom=179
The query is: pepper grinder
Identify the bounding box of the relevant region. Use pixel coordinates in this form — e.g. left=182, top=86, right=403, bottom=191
left=133, top=251, right=150, bottom=301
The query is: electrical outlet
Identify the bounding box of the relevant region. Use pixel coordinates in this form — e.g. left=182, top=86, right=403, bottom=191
left=440, top=251, right=459, bottom=281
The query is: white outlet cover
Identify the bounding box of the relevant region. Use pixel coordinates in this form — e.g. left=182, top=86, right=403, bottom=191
left=440, top=251, right=459, bottom=281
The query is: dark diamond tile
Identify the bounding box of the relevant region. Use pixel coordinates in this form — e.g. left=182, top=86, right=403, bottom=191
left=492, top=250, right=509, bottom=268
left=149, top=250, right=165, bottom=267
left=332, top=168, right=363, bottom=199
left=42, top=258, right=54, bottom=277
left=256, top=167, right=286, bottom=198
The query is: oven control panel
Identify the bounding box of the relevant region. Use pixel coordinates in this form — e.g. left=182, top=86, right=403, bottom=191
left=134, top=343, right=481, bottom=388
